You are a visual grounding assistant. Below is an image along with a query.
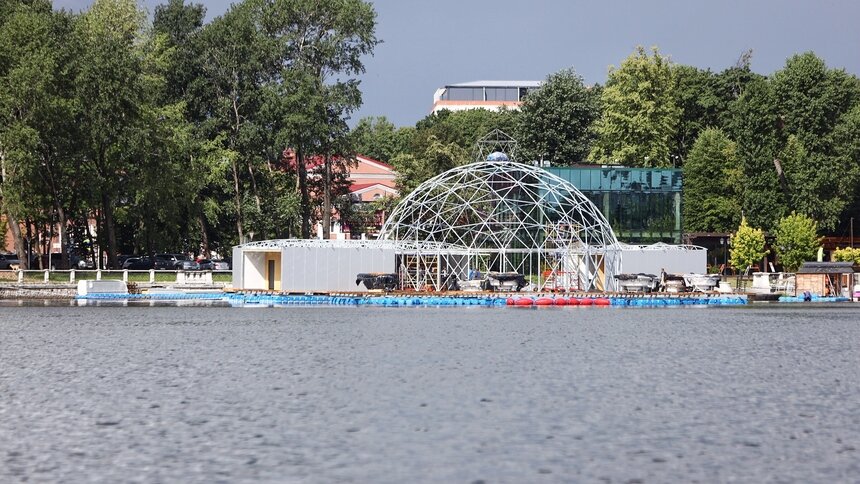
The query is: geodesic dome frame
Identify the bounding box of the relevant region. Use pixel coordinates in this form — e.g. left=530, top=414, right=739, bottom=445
left=379, top=160, right=622, bottom=291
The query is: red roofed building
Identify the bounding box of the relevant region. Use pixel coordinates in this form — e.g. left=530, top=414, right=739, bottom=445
left=348, top=155, right=398, bottom=201
left=281, top=150, right=400, bottom=239
left=342, top=155, right=399, bottom=238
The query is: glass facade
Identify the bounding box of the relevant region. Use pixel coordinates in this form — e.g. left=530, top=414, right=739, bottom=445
left=546, top=166, right=683, bottom=243
left=440, top=86, right=540, bottom=102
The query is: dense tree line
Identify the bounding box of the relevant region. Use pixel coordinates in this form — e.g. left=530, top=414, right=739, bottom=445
left=2, top=0, right=859, bottom=271
left=0, top=0, right=377, bottom=268
left=355, top=48, right=860, bottom=243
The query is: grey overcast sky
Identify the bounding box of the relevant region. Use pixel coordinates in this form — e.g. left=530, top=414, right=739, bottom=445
left=54, top=0, right=860, bottom=127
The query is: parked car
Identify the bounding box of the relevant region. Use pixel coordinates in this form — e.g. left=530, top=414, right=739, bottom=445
left=155, top=253, right=178, bottom=270
left=155, top=253, right=199, bottom=270
left=116, top=254, right=133, bottom=268
left=212, top=260, right=230, bottom=270
left=122, top=256, right=156, bottom=270
left=0, top=253, right=20, bottom=270
left=27, top=253, right=94, bottom=270
left=197, top=259, right=215, bottom=270
left=72, top=254, right=95, bottom=269
left=175, top=260, right=200, bottom=271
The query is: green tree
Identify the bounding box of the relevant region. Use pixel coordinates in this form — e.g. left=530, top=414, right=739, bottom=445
left=195, top=2, right=269, bottom=243
left=729, top=217, right=767, bottom=273
left=391, top=136, right=468, bottom=194
left=832, top=247, right=860, bottom=264
left=0, top=0, right=78, bottom=268
left=768, top=53, right=860, bottom=231
left=590, top=46, right=680, bottom=167
left=74, top=0, right=149, bottom=267
left=727, top=77, right=785, bottom=231
left=256, top=0, right=379, bottom=238
left=771, top=52, right=860, bottom=154
left=831, top=105, right=860, bottom=235
left=412, top=108, right=517, bottom=155
left=672, top=65, right=719, bottom=163
left=682, top=128, right=741, bottom=232
left=349, top=116, right=409, bottom=163
left=516, top=68, right=601, bottom=165
left=773, top=212, right=821, bottom=272
left=710, top=50, right=766, bottom=128
left=774, top=135, right=847, bottom=232
left=153, top=0, right=206, bottom=106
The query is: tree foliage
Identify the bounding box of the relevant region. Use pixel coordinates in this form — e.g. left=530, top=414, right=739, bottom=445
left=516, top=68, right=600, bottom=165
left=349, top=116, right=409, bottom=164
left=832, top=247, right=860, bottom=264
left=590, top=46, right=680, bottom=167
left=773, top=212, right=821, bottom=272
left=254, top=0, right=379, bottom=238
left=729, top=217, right=767, bottom=272
left=682, top=128, right=741, bottom=232
left=727, top=77, right=786, bottom=231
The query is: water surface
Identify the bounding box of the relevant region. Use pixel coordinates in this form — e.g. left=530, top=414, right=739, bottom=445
left=2, top=304, right=859, bottom=482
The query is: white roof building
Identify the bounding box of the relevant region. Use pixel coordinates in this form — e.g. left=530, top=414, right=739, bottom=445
left=432, top=80, right=541, bottom=114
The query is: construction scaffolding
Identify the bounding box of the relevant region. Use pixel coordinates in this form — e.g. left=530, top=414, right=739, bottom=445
left=379, top=158, right=622, bottom=291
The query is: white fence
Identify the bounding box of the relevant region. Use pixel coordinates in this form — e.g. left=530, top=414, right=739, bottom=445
left=0, top=269, right=231, bottom=284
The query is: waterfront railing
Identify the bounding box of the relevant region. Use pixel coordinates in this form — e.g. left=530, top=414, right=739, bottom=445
left=0, top=269, right=232, bottom=284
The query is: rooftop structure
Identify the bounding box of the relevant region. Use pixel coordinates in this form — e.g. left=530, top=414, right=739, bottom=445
left=432, top=80, right=541, bottom=114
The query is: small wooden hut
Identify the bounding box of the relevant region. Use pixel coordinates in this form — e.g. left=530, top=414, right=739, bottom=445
left=795, top=262, right=859, bottom=300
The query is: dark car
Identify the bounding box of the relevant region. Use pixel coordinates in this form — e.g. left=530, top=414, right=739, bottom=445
left=154, top=253, right=178, bottom=270
left=176, top=260, right=200, bottom=271
left=116, top=255, right=133, bottom=268
left=0, top=253, right=20, bottom=270
left=29, top=253, right=94, bottom=270
left=122, top=256, right=156, bottom=270
left=155, top=253, right=196, bottom=270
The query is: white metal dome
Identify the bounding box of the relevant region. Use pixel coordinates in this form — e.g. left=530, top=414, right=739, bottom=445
left=379, top=160, right=621, bottom=291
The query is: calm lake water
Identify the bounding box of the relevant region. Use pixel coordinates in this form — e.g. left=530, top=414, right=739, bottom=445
left=1, top=302, right=859, bottom=483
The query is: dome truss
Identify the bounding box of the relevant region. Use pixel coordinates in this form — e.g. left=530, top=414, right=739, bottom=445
left=379, top=160, right=621, bottom=292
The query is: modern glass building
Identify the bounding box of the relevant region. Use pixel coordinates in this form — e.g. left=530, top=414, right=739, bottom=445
left=546, top=166, right=683, bottom=243
left=431, top=81, right=542, bottom=114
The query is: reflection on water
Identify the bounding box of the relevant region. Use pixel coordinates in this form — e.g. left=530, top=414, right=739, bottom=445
left=1, top=304, right=859, bottom=482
